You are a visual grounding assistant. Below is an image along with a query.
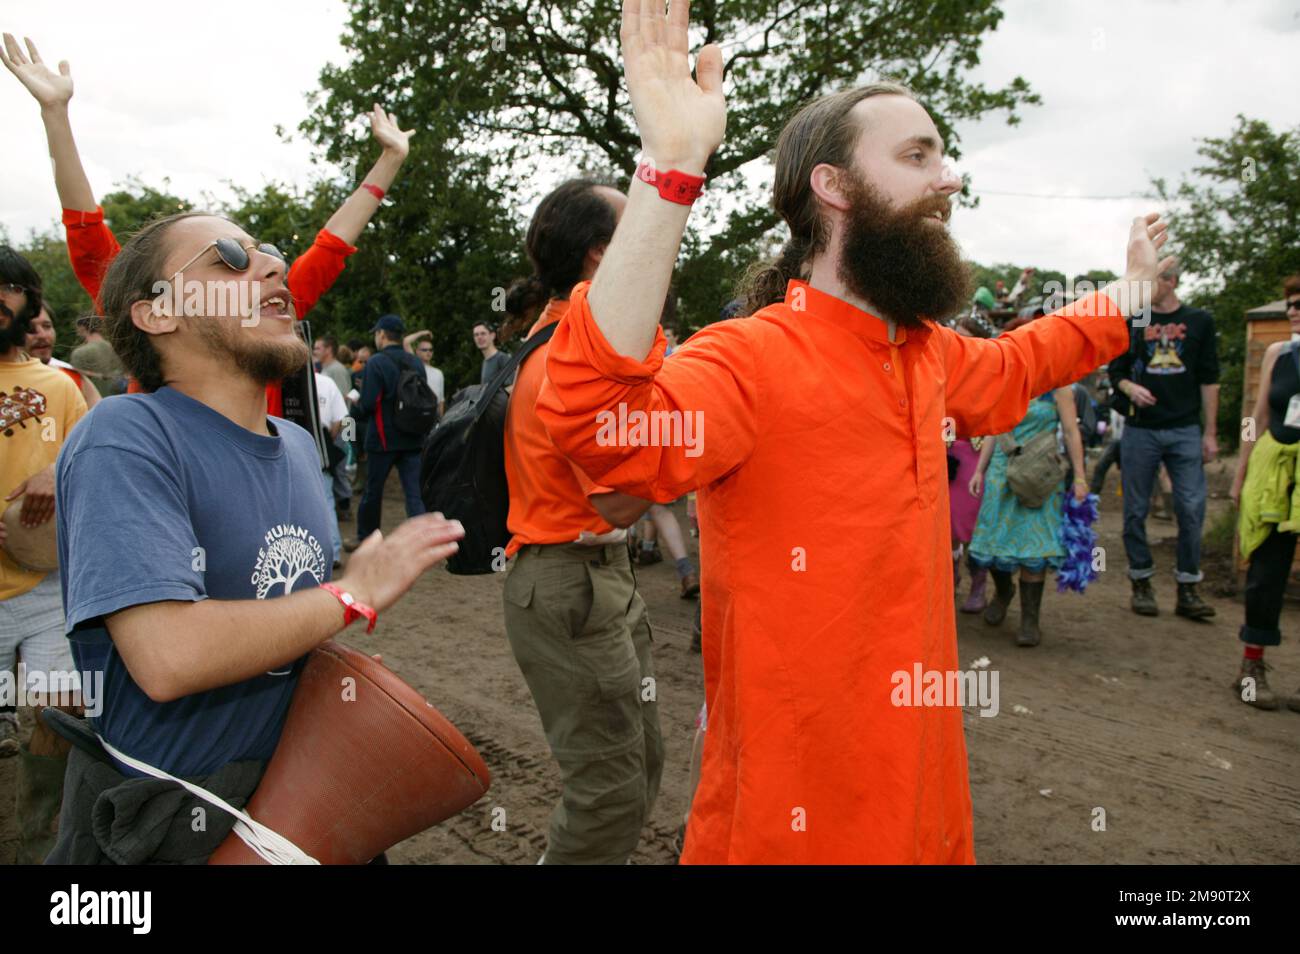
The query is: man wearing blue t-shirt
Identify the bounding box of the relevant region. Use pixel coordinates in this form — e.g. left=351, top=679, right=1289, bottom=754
left=47, top=213, right=463, bottom=863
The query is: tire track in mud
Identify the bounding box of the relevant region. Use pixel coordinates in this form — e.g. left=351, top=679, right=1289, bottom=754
left=439, top=730, right=682, bottom=864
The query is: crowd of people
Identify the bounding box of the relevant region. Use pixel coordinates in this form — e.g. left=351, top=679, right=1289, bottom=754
left=0, top=1, right=1295, bottom=868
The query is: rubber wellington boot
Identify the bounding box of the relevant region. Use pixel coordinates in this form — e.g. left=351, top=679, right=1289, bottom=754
left=15, top=743, right=67, bottom=865
left=961, top=566, right=989, bottom=614
left=983, top=570, right=1015, bottom=626
left=1017, top=580, right=1045, bottom=647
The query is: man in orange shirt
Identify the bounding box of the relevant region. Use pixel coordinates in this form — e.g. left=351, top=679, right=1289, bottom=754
left=536, top=0, right=1173, bottom=863
left=503, top=179, right=663, bottom=865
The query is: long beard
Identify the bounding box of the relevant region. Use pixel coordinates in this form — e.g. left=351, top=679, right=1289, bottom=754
left=195, top=319, right=311, bottom=385
left=836, top=173, right=971, bottom=329
left=0, top=302, right=34, bottom=353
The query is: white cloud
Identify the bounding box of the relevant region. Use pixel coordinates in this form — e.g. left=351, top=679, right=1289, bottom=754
left=1, top=0, right=1293, bottom=291
left=0, top=0, right=349, bottom=239
left=949, top=0, right=1297, bottom=277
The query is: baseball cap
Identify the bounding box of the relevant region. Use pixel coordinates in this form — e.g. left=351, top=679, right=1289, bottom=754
left=371, top=313, right=405, bottom=334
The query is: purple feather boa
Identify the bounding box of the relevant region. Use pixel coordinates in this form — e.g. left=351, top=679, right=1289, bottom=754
left=1057, top=492, right=1100, bottom=594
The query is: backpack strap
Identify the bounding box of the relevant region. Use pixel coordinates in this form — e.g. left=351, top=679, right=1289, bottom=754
left=471, top=322, right=559, bottom=424
left=374, top=346, right=419, bottom=379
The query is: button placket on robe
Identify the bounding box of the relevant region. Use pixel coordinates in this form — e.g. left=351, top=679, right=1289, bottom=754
left=888, top=342, right=924, bottom=498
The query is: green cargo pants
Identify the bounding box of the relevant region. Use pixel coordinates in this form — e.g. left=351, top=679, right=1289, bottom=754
left=504, top=541, right=664, bottom=864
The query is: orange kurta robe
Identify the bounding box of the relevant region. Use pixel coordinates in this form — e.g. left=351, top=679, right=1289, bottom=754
left=536, top=279, right=1128, bottom=864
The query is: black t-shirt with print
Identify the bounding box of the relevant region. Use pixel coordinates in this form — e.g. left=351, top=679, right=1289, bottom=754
left=1108, top=304, right=1219, bottom=430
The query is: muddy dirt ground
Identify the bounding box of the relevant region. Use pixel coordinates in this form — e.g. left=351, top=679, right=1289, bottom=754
left=3, top=451, right=1298, bottom=864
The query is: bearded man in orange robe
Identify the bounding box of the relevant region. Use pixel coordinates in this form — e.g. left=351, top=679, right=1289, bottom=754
left=537, top=0, right=1173, bottom=864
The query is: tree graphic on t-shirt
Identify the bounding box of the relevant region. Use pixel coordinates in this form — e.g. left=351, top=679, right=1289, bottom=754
left=253, top=531, right=325, bottom=599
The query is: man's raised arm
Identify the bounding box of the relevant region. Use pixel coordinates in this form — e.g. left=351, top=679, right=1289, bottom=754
left=287, top=105, right=414, bottom=318
left=536, top=0, right=761, bottom=501
left=585, top=0, right=725, bottom=358
left=2, top=34, right=120, bottom=302
left=943, top=214, right=1176, bottom=438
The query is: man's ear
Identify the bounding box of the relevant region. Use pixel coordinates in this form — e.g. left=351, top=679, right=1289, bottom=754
left=130, top=297, right=179, bottom=337
left=809, top=163, right=853, bottom=213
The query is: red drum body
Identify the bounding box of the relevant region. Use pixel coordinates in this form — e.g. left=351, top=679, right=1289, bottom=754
left=209, top=642, right=489, bottom=864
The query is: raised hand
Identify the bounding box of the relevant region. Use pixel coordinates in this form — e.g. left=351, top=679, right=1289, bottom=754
left=1, top=34, right=73, bottom=109
left=1122, top=212, right=1174, bottom=293
left=621, top=0, right=725, bottom=174
left=1098, top=213, right=1175, bottom=317
left=370, top=103, right=414, bottom=159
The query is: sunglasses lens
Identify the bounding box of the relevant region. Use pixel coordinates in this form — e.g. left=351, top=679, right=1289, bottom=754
left=214, top=238, right=251, bottom=271
left=258, top=243, right=286, bottom=263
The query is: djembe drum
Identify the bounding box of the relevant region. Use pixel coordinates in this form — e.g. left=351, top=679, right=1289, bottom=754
left=1, top=498, right=58, bottom=572
left=208, top=641, right=490, bottom=864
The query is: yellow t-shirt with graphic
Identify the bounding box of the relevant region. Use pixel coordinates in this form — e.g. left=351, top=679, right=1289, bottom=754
left=1, top=355, right=88, bottom=601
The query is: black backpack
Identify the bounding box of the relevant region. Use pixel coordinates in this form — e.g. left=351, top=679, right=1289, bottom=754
left=389, top=354, right=439, bottom=437
left=419, top=325, right=555, bottom=574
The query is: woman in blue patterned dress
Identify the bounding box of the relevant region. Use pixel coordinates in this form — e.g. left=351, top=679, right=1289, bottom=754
left=968, top=386, right=1089, bottom=646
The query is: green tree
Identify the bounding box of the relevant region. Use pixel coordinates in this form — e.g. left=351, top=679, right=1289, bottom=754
left=100, top=177, right=195, bottom=237
left=1154, top=116, right=1300, bottom=449
left=303, top=0, right=1039, bottom=332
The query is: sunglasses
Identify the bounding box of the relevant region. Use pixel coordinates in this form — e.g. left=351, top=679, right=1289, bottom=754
left=0, top=282, right=29, bottom=296
left=1287, top=299, right=1300, bottom=312
left=171, top=238, right=286, bottom=281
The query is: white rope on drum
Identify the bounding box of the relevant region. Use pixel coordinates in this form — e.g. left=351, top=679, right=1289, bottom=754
left=98, top=735, right=319, bottom=865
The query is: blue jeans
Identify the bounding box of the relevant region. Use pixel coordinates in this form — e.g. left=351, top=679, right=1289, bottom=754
left=357, top=450, right=425, bottom=540
left=1120, top=424, right=1206, bottom=583
left=330, top=450, right=353, bottom=509
left=320, top=468, right=342, bottom=563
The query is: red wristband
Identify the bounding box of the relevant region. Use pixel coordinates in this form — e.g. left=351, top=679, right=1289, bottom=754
left=361, top=183, right=385, bottom=202
left=321, top=583, right=378, bottom=633
left=635, top=160, right=705, bottom=205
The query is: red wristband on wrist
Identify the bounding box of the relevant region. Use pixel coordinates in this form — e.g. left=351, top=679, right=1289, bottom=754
left=635, top=160, right=705, bottom=205
left=361, top=183, right=385, bottom=202
left=321, top=583, right=377, bottom=633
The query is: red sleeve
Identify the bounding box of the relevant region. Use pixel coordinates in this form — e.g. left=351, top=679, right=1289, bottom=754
left=287, top=228, right=357, bottom=319
left=62, top=207, right=121, bottom=307
left=266, top=382, right=283, bottom=417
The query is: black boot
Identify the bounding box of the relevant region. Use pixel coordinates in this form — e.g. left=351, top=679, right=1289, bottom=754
left=1175, top=582, right=1216, bottom=620
left=1130, top=577, right=1159, bottom=616
left=983, top=570, right=1015, bottom=626
left=1017, top=580, right=1044, bottom=647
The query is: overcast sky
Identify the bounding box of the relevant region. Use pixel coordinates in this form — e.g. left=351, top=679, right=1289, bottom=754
left=1, top=0, right=1295, bottom=284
